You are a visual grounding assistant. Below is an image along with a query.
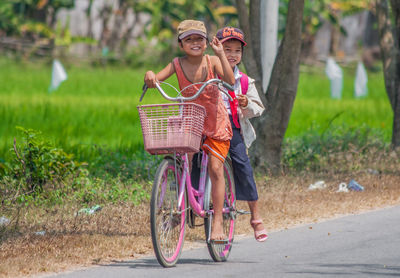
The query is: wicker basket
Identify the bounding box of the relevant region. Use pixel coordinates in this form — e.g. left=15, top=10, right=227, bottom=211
left=137, top=103, right=206, bottom=155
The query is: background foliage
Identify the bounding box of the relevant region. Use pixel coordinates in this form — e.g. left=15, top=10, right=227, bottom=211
left=0, top=0, right=395, bottom=209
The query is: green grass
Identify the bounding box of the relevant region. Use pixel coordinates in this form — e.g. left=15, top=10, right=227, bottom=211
left=0, top=59, right=176, bottom=164
left=0, top=58, right=392, bottom=170
left=287, top=65, right=392, bottom=141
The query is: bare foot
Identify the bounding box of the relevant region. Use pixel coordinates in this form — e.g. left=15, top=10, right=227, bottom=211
left=211, top=217, right=225, bottom=241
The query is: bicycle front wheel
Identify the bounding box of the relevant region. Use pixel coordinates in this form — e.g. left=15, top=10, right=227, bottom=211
left=150, top=158, right=186, bottom=267
left=204, top=157, right=236, bottom=262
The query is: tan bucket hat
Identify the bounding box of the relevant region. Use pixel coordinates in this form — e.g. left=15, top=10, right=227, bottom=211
left=177, top=20, right=207, bottom=40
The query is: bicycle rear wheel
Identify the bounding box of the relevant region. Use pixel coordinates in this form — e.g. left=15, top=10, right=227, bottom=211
left=204, top=157, right=236, bottom=262
left=150, top=158, right=186, bottom=267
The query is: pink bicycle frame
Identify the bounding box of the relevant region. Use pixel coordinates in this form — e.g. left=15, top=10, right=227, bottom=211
left=177, top=152, right=208, bottom=217
left=176, top=151, right=230, bottom=218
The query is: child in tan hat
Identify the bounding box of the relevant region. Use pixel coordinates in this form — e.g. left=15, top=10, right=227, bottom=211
left=144, top=20, right=235, bottom=242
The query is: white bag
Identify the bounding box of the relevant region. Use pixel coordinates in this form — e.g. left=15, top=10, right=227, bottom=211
left=49, top=59, right=68, bottom=92
left=325, top=57, right=343, bottom=99
left=354, top=62, right=368, bottom=98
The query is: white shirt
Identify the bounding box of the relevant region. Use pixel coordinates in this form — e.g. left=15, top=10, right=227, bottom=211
left=221, top=66, right=266, bottom=148
left=222, top=66, right=242, bottom=115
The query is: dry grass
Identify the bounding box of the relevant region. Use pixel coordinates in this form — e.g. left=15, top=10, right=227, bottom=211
left=1, top=171, right=400, bottom=278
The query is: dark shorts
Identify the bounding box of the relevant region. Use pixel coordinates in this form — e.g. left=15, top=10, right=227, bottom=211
left=228, top=116, right=258, bottom=201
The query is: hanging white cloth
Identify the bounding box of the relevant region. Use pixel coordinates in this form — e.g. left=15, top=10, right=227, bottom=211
left=354, top=62, right=368, bottom=98
left=49, top=59, right=68, bottom=92
left=325, top=57, right=343, bottom=99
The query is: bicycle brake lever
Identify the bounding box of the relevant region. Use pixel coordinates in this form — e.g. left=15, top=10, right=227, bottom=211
left=139, top=84, right=148, bottom=102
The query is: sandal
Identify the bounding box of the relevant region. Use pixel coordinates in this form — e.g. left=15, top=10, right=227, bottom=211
left=250, top=219, right=268, bottom=242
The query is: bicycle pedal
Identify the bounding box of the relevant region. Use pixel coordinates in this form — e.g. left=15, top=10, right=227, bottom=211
left=209, top=239, right=229, bottom=245
left=236, top=209, right=251, bottom=215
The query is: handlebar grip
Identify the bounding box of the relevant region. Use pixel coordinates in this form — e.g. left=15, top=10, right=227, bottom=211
left=139, top=84, right=148, bottom=102
left=222, top=81, right=234, bottom=92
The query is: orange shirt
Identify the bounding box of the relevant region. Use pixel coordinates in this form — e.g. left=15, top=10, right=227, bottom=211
left=173, top=55, right=232, bottom=141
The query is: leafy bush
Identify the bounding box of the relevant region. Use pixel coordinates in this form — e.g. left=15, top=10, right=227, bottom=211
left=282, top=124, right=389, bottom=172
left=10, top=126, right=86, bottom=193
left=1, top=127, right=151, bottom=209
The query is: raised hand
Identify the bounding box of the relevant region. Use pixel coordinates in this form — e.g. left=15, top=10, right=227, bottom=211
left=209, top=36, right=224, bottom=56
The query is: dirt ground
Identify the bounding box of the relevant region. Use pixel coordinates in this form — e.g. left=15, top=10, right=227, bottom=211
left=1, top=172, right=400, bottom=278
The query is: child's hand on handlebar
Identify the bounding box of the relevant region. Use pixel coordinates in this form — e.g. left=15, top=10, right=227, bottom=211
left=144, top=71, right=158, bottom=88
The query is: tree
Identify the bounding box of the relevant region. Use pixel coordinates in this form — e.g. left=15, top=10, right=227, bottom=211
left=0, top=0, right=74, bottom=38
left=375, top=0, right=400, bottom=147
left=236, top=0, right=305, bottom=175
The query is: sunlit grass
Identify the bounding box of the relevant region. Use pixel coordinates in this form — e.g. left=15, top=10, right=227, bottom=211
left=0, top=58, right=391, bottom=166
left=287, top=64, right=391, bottom=141
left=0, top=59, right=175, bottom=163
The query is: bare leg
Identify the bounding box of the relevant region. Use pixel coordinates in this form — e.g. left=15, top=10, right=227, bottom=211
left=248, top=200, right=265, bottom=232
left=208, top=155, right=225, bottom=241
left=187, top=153, right=194, bottom=171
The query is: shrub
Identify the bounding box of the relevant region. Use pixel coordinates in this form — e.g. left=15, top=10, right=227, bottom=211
left=10, top=126, right=87, bottom=193
left=282, top=124, right=389, bottom=172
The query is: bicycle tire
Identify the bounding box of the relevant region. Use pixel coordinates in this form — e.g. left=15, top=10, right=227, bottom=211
left=150, top=158, right=186, bottom=267
left=204, top=157, right=236, bottom=262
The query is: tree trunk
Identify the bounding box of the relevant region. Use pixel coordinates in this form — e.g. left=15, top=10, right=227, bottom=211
left=236, top=0, right=263, bottom=95
left=236, top=0, right=304, bottom=175
left=376, top=0, right=400, bottom=147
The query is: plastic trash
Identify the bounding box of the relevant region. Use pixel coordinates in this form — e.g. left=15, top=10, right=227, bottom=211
left=76, top=205, right=102, bottom=216
left=308, top=180, right=327, bottom=191
left=34, top=231, right=46, bottom=236
left=325, top=57, right=343, bottom=99
left=367, top=168, right=379, bottom=175
left=48, top=59, right=68, bottom=92
left=336, top=182, right=349, bottom=193
left=347, top=179, right=365, bottom=191
left=0, top=216, right=10, bottom=226
left=354, top=62, right=368, bottom=98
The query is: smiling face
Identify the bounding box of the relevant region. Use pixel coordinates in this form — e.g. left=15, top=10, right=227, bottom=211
left=222, top=39, right=243, bottom=69
left=179, top=34, right=207, bottom=57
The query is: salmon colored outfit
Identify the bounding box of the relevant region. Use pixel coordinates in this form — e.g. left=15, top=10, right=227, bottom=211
left=173, top=55, right=232, bottom=162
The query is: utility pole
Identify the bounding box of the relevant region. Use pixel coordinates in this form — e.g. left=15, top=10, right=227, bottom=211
left=260, top=0, right=279, bottom=92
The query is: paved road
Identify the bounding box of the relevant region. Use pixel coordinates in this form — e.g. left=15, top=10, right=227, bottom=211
left=50, top=206, right=400, bottom=278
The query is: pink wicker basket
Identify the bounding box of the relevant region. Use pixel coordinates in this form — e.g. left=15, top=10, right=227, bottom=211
left=137, top=103, right=206, bottom=155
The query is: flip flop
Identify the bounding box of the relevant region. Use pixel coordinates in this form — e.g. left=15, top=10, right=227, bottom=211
left=251, top=219, right=268, bottom=242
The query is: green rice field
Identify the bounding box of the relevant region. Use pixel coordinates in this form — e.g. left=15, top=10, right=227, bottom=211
left=0, top=58, right=392, bottom=165
left=287, top=65, right=391, bottom=139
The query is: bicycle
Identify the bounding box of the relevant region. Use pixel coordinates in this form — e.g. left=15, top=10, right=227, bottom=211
left=137, top=79, right=238, bottom=267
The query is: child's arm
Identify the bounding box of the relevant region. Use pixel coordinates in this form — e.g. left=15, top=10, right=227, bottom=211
left=144, top=62, right=175, bottom=88
left=209, top=37, right=235, bottom=85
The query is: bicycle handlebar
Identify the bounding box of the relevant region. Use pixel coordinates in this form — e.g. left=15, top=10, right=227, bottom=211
left=140, top=78, right=235, bottom=102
